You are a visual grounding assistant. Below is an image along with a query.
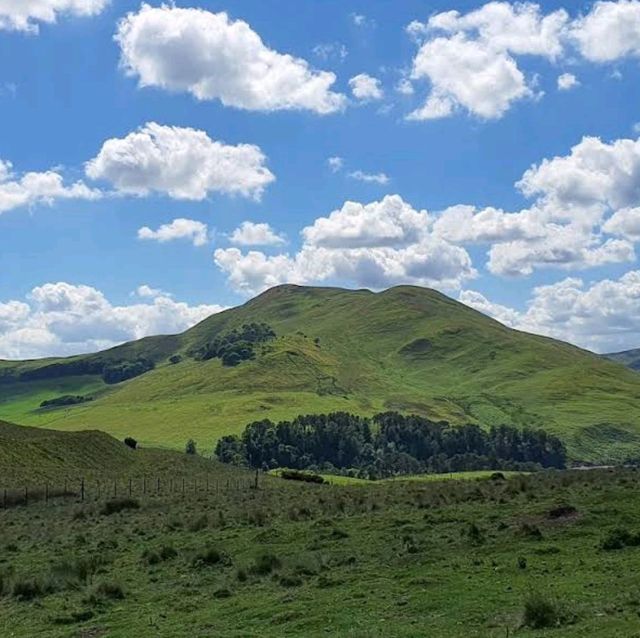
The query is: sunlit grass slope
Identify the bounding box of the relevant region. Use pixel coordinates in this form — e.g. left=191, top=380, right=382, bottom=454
left=2, top=285, right=640, bottom=462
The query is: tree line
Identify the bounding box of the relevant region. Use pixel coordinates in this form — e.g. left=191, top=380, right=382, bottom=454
left=215, top=411, right=567, bottom=479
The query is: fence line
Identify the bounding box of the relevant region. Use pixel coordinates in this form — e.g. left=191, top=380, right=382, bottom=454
left=0, top=473, right=261, bottom=510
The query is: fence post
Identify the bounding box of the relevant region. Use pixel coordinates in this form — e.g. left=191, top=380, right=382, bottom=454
left=129, top=478, right=132, bottom=496
left=81, top=478, right=85, bottom=502
left=45, top=483, right=49, bottom=504
left=2, top=488, right=5, bottom=509
left=24, top=486, right=28, bottom=506
left=254, top=469, right=259, bottom=490
left=157, top=477, right=160, bottom=494
left=113, top=480, right=116, bottom=497
left=182, top=478, right=185, bottom=494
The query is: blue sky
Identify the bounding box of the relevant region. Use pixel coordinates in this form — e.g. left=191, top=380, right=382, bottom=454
left=2, top=0, right=640, bottom=358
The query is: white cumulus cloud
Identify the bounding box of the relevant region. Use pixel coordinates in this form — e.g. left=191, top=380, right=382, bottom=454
left=115, top=3, right=345, bottom=114
left=137, top=218, right=209, bottom=247
left=229, top=221, right=286, bottom=246
left=0, top=158, right=100, bottom=215
left=214, top=195, right=475, bottom=295
left=0, top=0, right=108, bottom=34
left=0, top=282, right=225, bottom=359
left=349, top=73, right=384, bottom=101
left=557, top=72, right=579, bottom=90
left=86, top=122, right=274, bottom=201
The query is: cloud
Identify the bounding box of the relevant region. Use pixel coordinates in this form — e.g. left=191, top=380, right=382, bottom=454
left=137, top=218, right=209, bottom=247
left=0, top=282, right=225, bottom=359
left=134, top=284, right=166, bottom=298
left=0, top=0, right=108, bottom=34
left=0, top=158, right=100, bottom=215
left=115, top=3, right=345, bottom=114
left=461, top=270, right=640, bottom=352
left=408, top=35, right=531, bottom=120
left=313, top=42, right=348, bottom=62
left=431, top=134, right=640, bottom=275
left=433, top=205, right=547, bottom=243
left=349, top=73, right=384, bottom=101
left=348, top=170, right=389, bottom=185
left=229, top=221, right=286, bottom=246
left=327, top=156, right=344, bottom=173
left=487, top=227, right=635, bottom=276
left=557, top=72, right=579, bottom=90
left=517, top=136, right=640, bottom=217
left=86, top=122, right=274, bottom=201
left=603, top=207, right=640, bottom=240
left=407, top=2, right=570, bottom=120
left=214, top=195, right=475, bottom=295
left=302, top=195, right=429, bottom=248
left=571, top=0, right=640, bottom=62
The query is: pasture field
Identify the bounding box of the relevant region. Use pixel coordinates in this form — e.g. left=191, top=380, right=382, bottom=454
left=1, top=461, right=640, bottom=637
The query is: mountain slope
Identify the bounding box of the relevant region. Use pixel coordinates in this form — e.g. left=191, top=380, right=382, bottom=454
left=605, top=348, right=640, bottom=371
left=2, top=284, right=640, bottom=462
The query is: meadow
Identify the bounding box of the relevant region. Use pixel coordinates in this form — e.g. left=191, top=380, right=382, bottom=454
left=1, top=458, right=640, bottom=637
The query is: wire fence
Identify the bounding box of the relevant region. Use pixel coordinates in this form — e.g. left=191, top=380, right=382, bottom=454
left=0, top=473, right=261, bottom=509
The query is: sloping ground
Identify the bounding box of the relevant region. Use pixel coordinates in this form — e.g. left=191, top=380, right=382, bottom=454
left=0, top=420, right=240, bottom=486
left=2, top=285, right=640, bottom=462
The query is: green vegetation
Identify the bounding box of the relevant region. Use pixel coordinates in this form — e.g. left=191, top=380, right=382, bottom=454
left=39, top=394, right=92, bottom=408
left=1, top=431, right=640, bottom=636
left=2, top=285, right=640, bottom=461
left=217, top=411, right=566, bottom=478
left=193, top=322, right=276, bottom=366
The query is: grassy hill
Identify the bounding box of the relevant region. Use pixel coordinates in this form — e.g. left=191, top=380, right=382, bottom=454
left=2, top=284, right=640, bottom=462
left=0, top=419, right=243, bottom=487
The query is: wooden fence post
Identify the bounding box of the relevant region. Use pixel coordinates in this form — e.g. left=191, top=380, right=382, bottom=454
left=129, top=478, right=132, bottom=496
left=157, top=477, right=160, bottom=494
left=24, top=486, right=28, bottom=506
left=45, top=484, right=49, bottom=504
left=81, top=478, right=85, bottom=502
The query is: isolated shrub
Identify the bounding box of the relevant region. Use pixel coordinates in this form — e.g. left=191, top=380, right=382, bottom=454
left=213, top=587, right=233, bottom=598
left=12, top=577, right=50, bottom=601
left=489, top=472, right=506, bottom=481
left=547, top=504, right=578, bottom=519
left=280, top=469, right=325, bottom=484
left=519, top=523, right=543, bottom=540
left=124, top=437, right=138, bottom=450
left=101, top=498, right=140, bottom=516
left=522, top=592, right=565, bottom=629
left=92, top=580, right=125, bottom=601
left=517, top=556, right=527, bottom=570
left=601, top=528, right=640, bottom=551
left=169, top=354, right=182, bottom=364
left=185, top=439, right=197, bottom=455
left=51, top=555, right=103, bottom=589
left=279, top=574, right=303, bottom=587
left=466, top=522, right=484, bottom=545
left=250, top=553, right=281, bottom=576
left=192, top=547, right=229, bottom=568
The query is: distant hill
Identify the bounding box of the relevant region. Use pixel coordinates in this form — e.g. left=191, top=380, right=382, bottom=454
left=604, top=348, right=640, bottom=372
left=2, top=284, right=640, bottom=463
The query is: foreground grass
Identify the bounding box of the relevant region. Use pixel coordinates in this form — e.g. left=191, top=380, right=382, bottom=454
left=1, top=467, right=640, bottom=637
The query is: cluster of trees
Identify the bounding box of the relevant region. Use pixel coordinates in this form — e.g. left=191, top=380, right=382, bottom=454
left=2, top=356, right=156, bottom=386
left=39, top=394, right=92, bottom=408
left=102, top=359, right=155, bottom=384
left=194, top=323, right=276, bottom=367
left=215, top=411, right=567, bottom=479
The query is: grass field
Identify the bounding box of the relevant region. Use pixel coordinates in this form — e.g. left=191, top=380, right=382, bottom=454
left=3, top=285, right=640, bottom=462
left=270, top=469, right=524, bottom=485
left=1, top=463, right=640, bottom=636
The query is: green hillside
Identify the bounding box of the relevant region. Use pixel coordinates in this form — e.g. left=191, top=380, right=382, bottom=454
left=0, top=419, right=241, bottom=486
left=2, top=284, right=640, bottom=462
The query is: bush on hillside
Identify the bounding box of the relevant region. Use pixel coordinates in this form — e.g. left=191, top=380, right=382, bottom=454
left=185, top=439, right=197, bottom=455
left=40, top=395, right=92, bottom=408
left=124, top=437, right=138, bottom=450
